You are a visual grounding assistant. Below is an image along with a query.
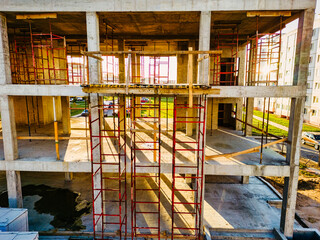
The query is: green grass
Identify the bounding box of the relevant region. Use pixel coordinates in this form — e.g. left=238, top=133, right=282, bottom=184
left=140, top=97, right=174, bottom=118
left=251, top=118, right=288, bottom=137
left=70, top=101, right=87, bottom=116
left=253, top=110, right=320, bottom=132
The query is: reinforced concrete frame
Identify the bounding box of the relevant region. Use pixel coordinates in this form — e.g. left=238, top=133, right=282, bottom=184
left=0, top=4, right=316, bottom=240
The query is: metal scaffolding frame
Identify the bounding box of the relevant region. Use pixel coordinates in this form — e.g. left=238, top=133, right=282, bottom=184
left=9, top=23, right=69, bottom=85
left=130, top=95, right=162, bottom=239
left=89, top=94, right=127, bottom=239
left=67, top=43, right=88, bottom=85
left=171, top=95, right=207, bottom=240
left=211, top=27, right=239, bottom=86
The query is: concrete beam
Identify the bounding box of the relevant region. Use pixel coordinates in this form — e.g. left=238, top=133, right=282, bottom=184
left=0, top=0, right=315, bottom=12
left=0, top=84, right=86, bottom=96
left=0, top=159, right=291, bottom=176
left=280, top=8, right=315, bottom=238
left=0, top=85, right=307, bottom=98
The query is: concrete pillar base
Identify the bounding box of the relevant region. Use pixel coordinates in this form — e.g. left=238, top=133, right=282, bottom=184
left=6, top=170, right=23, bottom=208
left=241, top=176, right=250, bottom=184
left=65, top=172, right=73, bottom=182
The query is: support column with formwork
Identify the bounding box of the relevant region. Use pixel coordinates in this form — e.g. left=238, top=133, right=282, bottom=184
left=61, top=96, right=71, bottom=135
left=0, top=13, right=22, bottom=208
left=86, top=11, right=103, bottom=234
left=207, top=98, right=218, bottom=132
left=280, top=8, right=315, bottom=238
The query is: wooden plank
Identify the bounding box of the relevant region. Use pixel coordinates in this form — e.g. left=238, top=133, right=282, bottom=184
left=0, top=136, right=90, bottom=140
left=247, top=11, right=291, bottom=17
left=205, top=138, right=288, bottom=160
left=16, top=13, right=57, bottom=19
left=188, top=47, right=193, bottom=108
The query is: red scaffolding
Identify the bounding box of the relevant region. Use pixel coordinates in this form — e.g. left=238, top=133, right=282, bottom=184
left=212, top=27, right=239, bottom=86
left=9, top=33, right=34, bottom=84
left=130, top=95, right=161, bottom=239
left=89, top=94, right=127, bottom=239
left=9, top=24, right=69, bottom=85
left=67, top=44, right=88, bottom=85
left=171, top=95, right=207, bottom=240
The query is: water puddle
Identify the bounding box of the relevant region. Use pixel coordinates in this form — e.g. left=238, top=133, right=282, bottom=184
left=0, top=184, right=91, bottom=231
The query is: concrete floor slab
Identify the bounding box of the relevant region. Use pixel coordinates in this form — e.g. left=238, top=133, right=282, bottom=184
left=0, top=118, right=286, bottom=170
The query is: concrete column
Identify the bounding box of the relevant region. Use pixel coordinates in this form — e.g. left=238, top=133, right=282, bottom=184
left=87, top=12, right=101, bottom=84
left=65, top=172, right=73, bottom=182
left=61, top=96, right=71, bottom=135
left=280, top=8, right=315, bottom=238
left=0, top=14, right=11, bottom=84
left=6, top=171, right=23, bottom=208
left=198, top=13, right=211, bottom=230
left=198, top=11, right=211, bottom=86
left=1, top=96, right=18, bottom=160
left=86, top=12, right=102, bottom=232
left=236, top=98, right=243, bottom=131
left=244, top=98, right=254, bottom=136
left=0, top=14, right=22, bottom=208
left=241, top=176, right=249, bottom=184
left=238, top=46, right=246, bottom=86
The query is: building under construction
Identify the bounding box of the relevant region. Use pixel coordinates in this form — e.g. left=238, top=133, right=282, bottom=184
left=0, top=0, right=318, bottom=239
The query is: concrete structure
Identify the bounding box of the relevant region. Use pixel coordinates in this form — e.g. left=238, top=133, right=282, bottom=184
left=0, top=0, right=317, bottom=239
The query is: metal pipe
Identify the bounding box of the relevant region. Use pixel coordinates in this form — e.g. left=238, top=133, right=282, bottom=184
left=53, top=97, right=60, bottom=160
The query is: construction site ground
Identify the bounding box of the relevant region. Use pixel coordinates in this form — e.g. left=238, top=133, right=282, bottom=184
left=265, top=158, right=320, bottom=231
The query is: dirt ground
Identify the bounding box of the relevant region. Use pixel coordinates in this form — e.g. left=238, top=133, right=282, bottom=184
left=265, top=158, right=320, bottom=230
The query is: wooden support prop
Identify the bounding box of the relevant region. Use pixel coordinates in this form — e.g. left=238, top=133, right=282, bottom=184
left=188, top=47, right=193, bottom=108
left=126, top=51, right=131, bottom=94
left=16, top=13, right=57, bottom=19
left=197, top=54, right=210, bottom=62
left=205, top=137, right=288, bottom=160
left=247, top=11, right=291, bottom=17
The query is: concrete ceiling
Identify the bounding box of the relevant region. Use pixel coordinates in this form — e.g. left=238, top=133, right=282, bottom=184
left=6, top=11, right=300, bottom=46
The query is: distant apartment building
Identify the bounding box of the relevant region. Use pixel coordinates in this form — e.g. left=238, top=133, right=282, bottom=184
left=255, top=17, right=320, bottom=126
